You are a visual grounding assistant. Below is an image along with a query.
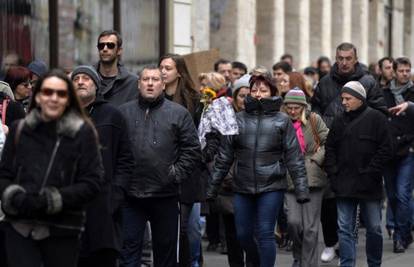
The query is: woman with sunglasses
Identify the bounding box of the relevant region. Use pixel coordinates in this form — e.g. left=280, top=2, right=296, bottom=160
left=0, top=70, right=103, bottom=267
left=207, top=74, right=310, bottom=267
left=4, top=66, right=33, bottom=112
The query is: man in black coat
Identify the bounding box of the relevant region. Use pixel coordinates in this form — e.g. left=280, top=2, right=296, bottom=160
left=311, top=42, right=387, bottom=263
left=325, top=81, right=393, bottom=267
left=119, top=65, right=201, bottom=267
left=382, top=57, right=414, bottom=253
left=72, top=65, right=135, bottom=267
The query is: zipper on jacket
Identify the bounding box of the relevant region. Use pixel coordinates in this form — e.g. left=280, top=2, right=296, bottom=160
left=253, top=114, right=262, bottom=194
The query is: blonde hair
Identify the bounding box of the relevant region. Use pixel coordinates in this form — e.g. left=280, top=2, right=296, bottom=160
left=198, top=72, right=226, bottom=92
left=281, top=104, right=308, bottom=124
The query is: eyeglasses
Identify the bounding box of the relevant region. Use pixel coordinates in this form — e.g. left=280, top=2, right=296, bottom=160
left=97, top=42, right=116, bottom=50
left=40, top=88, right=68, bottom=98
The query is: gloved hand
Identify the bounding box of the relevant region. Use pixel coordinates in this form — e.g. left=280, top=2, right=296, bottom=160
left=296, top=191, right=310, bottom=204
left=111, top=186, right=126, bottom=215
left=12, top=192, right=47, bottom=218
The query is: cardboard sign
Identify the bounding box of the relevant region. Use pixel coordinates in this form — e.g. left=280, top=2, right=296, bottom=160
left=183, top=49, right=220, bottom=89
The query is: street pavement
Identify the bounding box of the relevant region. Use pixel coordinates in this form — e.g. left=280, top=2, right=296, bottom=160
left=202, top=218, right=414, bottom=267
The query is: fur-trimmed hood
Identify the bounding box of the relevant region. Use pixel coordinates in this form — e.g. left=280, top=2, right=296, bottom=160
left=25, top=109, right=85, bottom=138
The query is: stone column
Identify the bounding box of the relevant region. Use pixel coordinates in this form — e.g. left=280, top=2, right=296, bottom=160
left=210, top=0, right=256, bottom=69
left=285, top=0, right=310, bottom=69
left=256, top=0, right=284, bottom=69
left=352, top=0, right=369, bottom=64
left=392, top=0, right=404, bottom=57
left=403, top=0, right=414, bottom=59
left=368, top=0, right=386, bottom=63
left=191, top=0, right=210, bottom=51
left=310, top=0, right=331, bottom=63
left=331, top=0, right=352, bottom=56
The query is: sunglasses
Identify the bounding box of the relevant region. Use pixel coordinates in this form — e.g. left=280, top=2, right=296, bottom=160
left=97, top=42, right=116, bottom=50
left=40, top=88, right=69, bottom=98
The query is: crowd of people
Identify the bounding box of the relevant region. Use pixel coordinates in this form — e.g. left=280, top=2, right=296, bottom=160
left=0, top=29, right=413, bottom=267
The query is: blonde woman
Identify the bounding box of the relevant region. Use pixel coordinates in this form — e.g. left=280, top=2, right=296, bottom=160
left=282, top=88, right=329, bottom=267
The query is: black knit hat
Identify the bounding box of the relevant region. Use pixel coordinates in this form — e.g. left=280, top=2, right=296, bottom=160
left=71, top=65, right=101, bottom=88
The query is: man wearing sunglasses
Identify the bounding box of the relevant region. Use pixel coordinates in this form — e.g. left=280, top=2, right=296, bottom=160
left=94, top=30, right=138, bottom=107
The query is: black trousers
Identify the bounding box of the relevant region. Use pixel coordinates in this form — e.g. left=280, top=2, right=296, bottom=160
left=78, top=248, right=118, bottom=267
left=179, top=203, right=193, bottom=267
left=4, top=223, right=80, bottom=267
left=320, top=197, right=339, bottom=247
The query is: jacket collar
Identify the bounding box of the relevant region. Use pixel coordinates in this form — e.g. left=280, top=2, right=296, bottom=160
left=25, top=109, right=84, bottom=138
left=137, top=93, right=165, bottom=110
left=330, top=62, right=366, bottom=85
left=244, top=95, right=282, bottom=114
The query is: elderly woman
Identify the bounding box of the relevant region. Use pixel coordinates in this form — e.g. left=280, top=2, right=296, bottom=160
left=282, top=88, right=329, bottom=267
left=0, top=70, right=103, bottom=267
left=207, top=74, right=309, bottom=267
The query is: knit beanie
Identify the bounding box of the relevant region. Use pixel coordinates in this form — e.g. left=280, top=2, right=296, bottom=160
left=71, top=65, right=102, bottom=88
left=341, top=81, right=366, bottom=101
left=284, top=87, right=307, bottom=106
left=232, top=74, right=251, bottom=94
left=28, top=60, right=48, bottom=78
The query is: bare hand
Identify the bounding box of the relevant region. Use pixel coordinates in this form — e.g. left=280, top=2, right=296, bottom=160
left=389, top=102, right=408, bottom=116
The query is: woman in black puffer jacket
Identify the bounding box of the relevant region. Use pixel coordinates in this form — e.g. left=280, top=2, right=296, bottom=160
left=0, top=70, right=103, bottom=267
left=207, top=74, right=310, bottom=267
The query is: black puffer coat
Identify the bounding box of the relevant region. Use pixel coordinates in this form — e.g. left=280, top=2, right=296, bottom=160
left=80, top=97, right=134, bottom=255
left=382, top=85, right=414, bottom=158
left=207, top=96, right=309, bottom=200
left=311, top=63, right=387, bottom=128
left=0, top=110, right=103, bottom=235
left=119, top=94, right=201, bottom=199
left=325, top=104, right=393, bottom=199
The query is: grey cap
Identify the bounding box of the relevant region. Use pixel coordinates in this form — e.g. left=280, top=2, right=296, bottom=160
left=232, top=74, right=251, bottom=94
left=28, top=60, right=48, bottom=78
left=341, top=81, right=366, bottom=101
left=71, top=65, right=102, bottom=88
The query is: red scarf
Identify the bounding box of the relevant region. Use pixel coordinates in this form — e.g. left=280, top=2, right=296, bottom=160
left=293, top=121, right=306, bottom=154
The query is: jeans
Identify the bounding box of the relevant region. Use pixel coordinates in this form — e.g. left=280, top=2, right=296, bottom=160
left=120, top=197, right=179, bottom=267
left=337, top=198, right=382, bottom=267
left=234, top=191, right=284, bottom=267
left=383, top=152, right=414, bottom=243
left=188, top=203, right=201, bottom=267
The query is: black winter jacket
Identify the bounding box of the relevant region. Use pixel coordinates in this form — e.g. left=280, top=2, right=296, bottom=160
left=325, top=104, right=393, bottom=199
left=119, top=94, right=201, bottom=198
left=382, top=84, right=414, bottom=157
left=81, top=97, right=134, bottom=255
left=94, top=63, right=138, bottom=107
left=207, top=96, right=309, bottom=200
left=311, top=63, right=387, bottom=128
left=0, top=110, right=103, bottom=235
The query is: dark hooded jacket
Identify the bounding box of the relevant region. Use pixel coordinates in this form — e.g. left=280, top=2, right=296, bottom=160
left=207, top=96, right=309, bottom=200
left=311, top=62, right=387, bottom=128
left=94, top=63, right=138, bottom=107
left=325, top=104, right=393, bottom=199
left=80, top=96, right=134, bottom=255
left=119, top=94, right=201, bottom=199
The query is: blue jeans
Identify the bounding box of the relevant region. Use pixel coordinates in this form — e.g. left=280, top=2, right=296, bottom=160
left=120, top=197, right=179, bottom=267
left=188, top=203, right=201, bottom=267
left=383, top=152, right=414, bottom=243
left=234, top=191, right=284, bottom=267
left=337, top=198, right=382, bottom=267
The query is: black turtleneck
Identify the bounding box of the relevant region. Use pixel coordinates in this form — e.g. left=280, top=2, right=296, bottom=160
left=244, top=95, right=282, bottom=115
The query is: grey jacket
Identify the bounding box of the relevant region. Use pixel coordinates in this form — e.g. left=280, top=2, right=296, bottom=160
left=94, top=63, right=138, bottom=107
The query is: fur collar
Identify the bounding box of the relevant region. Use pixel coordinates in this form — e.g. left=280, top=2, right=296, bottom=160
left=25, top=109, right=85, bottom=138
